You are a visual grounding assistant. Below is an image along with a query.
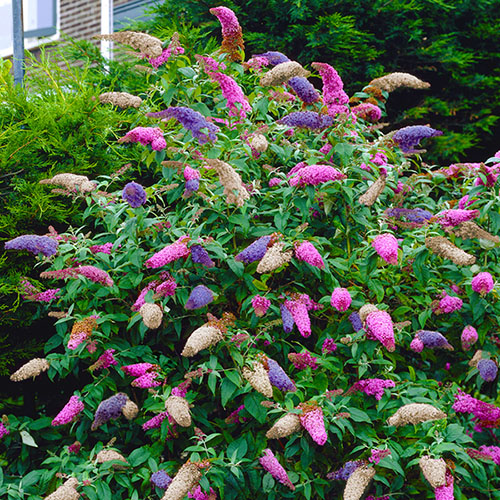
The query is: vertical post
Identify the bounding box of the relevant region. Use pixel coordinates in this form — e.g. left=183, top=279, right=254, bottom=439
left=100, top=0, right=113, bottom=60
left=12, top=0, right=25, bottom=86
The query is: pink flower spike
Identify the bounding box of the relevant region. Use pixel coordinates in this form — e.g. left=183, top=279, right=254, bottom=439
left=330, top=287, right=352, bottom=312
left=251, top=295, right=271, bottom=317
left=51, top=395, right=85, bottom=426
left=285, top=299, right=311, bottom=337
left=294, top=241, right=325, bottom=269
left=369, top=448, right=391, bottom=464
left=0, top=422, right=9, bottom=439
left=299, top=404, right=327, bottom=445
left=209, top=72, right=252, bottom=118
left=121, top=362, right=157, bottom=377
left=472, top=272, right=494, bottom=296
left=434, top=470, right=454, bottom=500
left=372, top=234, right=398, bottom=265
left=289, top=164, right=345, bottom=187
left=311, top=62, right=349, bottom=117
left=461, top=326, right=478, bottom=351
left=145, top=236, right=191, bottom=269
left=365, top=310, right=395, bottom=351
left=259, top=449, right=295, bottom=490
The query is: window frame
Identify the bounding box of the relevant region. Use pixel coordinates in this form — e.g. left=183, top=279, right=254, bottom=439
left=24, top=0, right=58, bottom=38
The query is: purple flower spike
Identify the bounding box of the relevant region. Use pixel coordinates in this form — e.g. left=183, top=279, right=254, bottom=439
left=392, top=125, right=443, bottom=153
left=278, top=111, right=333, bottom=130
left=147, top=107, right=219, bottom=144
left=191, top=244, right=215, bottom=267
left=417, top=330, right=453, bottom=350
left=5, top=235, right=58, bottom=257
left=349, top=312, right=363, bottom=332
left=91, top=393, right=128, bottom=430
left=255, top=51, right=290, bottom=65
left=267, top=358, right=296, bottom=391
left=185, top=285, right=214, bottom=310
left=122, top=181, right=147, bottom=208
left=151, top=470, right=172, bottom=490
left=287, top=77, right=320, bottom=104
left=280, top=303, right=295, bottom=333
left=235, top=235, right=271, bottom=263
left=478, top=359, right=498, bottom=382
left=327, top=461, right=364, bottom=481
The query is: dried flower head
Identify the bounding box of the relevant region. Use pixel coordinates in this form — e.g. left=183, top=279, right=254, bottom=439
left=419, top=456, right=447, bottom=488
left=266, top=412, right=301, bottom=439
left=260, top=61, right=310, bottom=87
left=44, top=478, right=80, bottom=500
left=122, top=399, right=139, bottom=420
left=40, top=173, right=97, bottom=193
left=99, top=91, right=142, bottom=108
left=165, top=395, right=192, bottom=427
left=140, top=303, right=163, bottom=329
left=387, top=403, right=446, bottom=426
left=10, top=358, right=49, bottom=381
left=452, top=221, right=499, bottom=242
left=242, top=361, right=273, bottom=398
left=343, top=465, right=375, bottom=500
left=96, top=449, right=128, bottom=469
left=95, top=31, right=163, bottom=57
left=369, top=72, right=430, bottom=92
left=256, top=242, right=293, bottom=274
left=161, top=461, right=203, bottom=500
left=182, top=324, right=223, bottom=357
left=359, top=175, right=386, bottom=206
left=205, top=158, right=250, bottom=207
left=425, top=236, right=476, bottom=266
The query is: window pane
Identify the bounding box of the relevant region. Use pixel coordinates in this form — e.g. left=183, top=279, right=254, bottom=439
left=0, top=0, right=13, bottom=55
left=24, top=0, right=56, bottom=38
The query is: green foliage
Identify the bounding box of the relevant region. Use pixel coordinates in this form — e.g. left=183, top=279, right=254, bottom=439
left=144, top=0, right=500, bottom=163
left=2, top=8, right=500, bottom=500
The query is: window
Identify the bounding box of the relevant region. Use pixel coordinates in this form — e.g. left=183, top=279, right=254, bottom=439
left=0, top=0, right=58, bottom=58
left=114, top=0, right=152, bottom=31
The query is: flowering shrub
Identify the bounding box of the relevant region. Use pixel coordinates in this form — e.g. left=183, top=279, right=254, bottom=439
left=3, top=8, right=500, bottom=500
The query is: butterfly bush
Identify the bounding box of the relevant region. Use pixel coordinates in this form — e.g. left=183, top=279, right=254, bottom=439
left=7, top=7, right=500, bottom=499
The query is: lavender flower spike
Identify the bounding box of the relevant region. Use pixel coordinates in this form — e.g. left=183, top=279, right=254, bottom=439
left=122, top=181, right=147, bottom=208
left=392, top=125, right=443, bottom=153
left=185, top=285, right=214, bottom=310
left=5, top=235, right=58, bottom=257
left=235, top=235, right=271, bottom=263
left=255, top=51, right=290, bottom=65
left=147, top=107, right=219, bottom=145
left=287, top=77, right=320, bottom=104
left=267, top=358, right=296, bottom=391
left=278, top=111, right=333, bottom=130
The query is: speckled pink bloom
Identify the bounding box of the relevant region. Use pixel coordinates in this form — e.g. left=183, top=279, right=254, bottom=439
left=121, top=363, right=157, bottom=377
left=132, top=371, right=162, bottom=388
left=142, top=411, right=169, bottom=430
left=91, top=349, right=118, bottom=371
left=0, top=422, right=9, bottom=439
left=52, top=395, right=84, bottom=426
left=294, top=241, right=325, bottom=269
left=410, top=337, right=424, bottom=352
left=438, top=293, right=463, bottom=313
left=252, top=295, right=271, bottom=317
left=89, top=242, right=113, bottom=254
left=436, top=209, right=480, bottom=227
left=285, top=297, right=311, bottom=337
left=145, top=236, right=190, bottom=268
left=77, top=266, right=114, bottom=286
left=330, top=288, right=352, bottom=312
left=118, top=126, right=166, bottom=151
left=349, top=378, right=396, bottom=401
left=365, top=310, right=395, bottom=351
left=289, top=351, right=318, bottom=370
left=471, top=272, right=494, bottom=295
left=311, top=62, right=349, bottom=116
left=299, top=404, right=327, bottom=445
left=269, top=177, right=281, bottom=187
left=210, top=72, right=252, bottom=118
left=289, top=164, right=345, bottom=187
left=259, top=449, right=295, bottom=490
left=461, top=326, right=478, bottom=351
left=453, top=389, right=500, bottom=430
left=434, top=470, right=454, bottom=500
left=372, top=234, right=398, bottom=265
left=184, top=166, right=201, bottom=181
left=369, top=448, right=391, bottom=464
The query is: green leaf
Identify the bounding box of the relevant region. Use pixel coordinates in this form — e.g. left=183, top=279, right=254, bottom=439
left=220, top=378, right=238, bottom=408
left=243, top=393, right=267, bottom=423
left=228, top=259, right=245, bottom=278
left=128, top=447, right=150, bottom=467
left=226, top=436, right=248, bottom=461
